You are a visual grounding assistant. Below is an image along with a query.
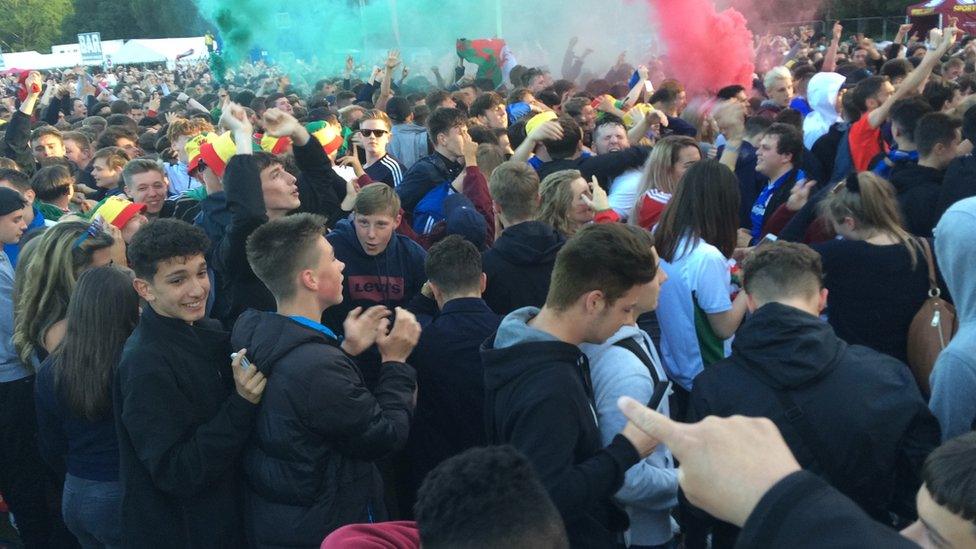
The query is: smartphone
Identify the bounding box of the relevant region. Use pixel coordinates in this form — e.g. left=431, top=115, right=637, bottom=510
left=758, top=233, right=779, bottom=246
left=230, top=352, right=252, bottom=369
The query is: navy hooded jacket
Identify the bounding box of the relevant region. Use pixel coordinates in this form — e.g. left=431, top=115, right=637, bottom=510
left=325, top=219, right=426, bottom=386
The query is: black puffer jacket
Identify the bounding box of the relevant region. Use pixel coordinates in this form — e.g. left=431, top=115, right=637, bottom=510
left=232, top=310, right=416, bottom=548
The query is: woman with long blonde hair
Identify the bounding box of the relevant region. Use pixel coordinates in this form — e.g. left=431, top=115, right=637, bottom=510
left=628, top=136, right=701, bottom=229
left=13, top=220, right=118, bottom=368
left=814, top=171, right=930, bottom=363
left=538, top=169, right=619, bottom=238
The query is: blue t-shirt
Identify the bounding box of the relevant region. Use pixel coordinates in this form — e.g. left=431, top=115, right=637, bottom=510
left=750, top=170, right=802, bottom=242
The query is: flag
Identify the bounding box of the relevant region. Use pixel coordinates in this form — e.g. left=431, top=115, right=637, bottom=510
left=456, top=38, right=517, bottom=88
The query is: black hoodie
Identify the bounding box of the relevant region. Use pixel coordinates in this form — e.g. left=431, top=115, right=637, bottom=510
left=890, top=163, right=945, bottom=237
left=232, top=310, right=416, bottom=547
left=481, top=308, right=640, bottom=548
left=687, top=303, right=940, bottom=547
left=482, top=220, right=566, bottom=316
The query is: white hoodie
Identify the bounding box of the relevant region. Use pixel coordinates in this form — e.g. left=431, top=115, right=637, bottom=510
left=803, top=72, right=846, bottom=149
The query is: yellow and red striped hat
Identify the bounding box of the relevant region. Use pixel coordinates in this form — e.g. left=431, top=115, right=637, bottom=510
left=94, top=195, right=146, bottom=229
left=306, top=121, right=344, bottom=156
left=186, top=132, right=237, bottom=178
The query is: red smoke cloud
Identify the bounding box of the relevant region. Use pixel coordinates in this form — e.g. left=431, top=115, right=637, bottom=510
left=649, top=0, right=755, bottom=95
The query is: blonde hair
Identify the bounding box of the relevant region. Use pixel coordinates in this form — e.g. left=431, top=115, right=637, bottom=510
left=764, top=66, right=792, bottom=90
left=361, top=109, right=392, bottom=130
left=538, top=169, right=584, bottom=238
left=13, top=222, right=115, bottom=367
left=354, top=183, right=400, bottom=217
left=821, top=172, right=920, bottom=267
left=630, top=136, right=700, bottom=225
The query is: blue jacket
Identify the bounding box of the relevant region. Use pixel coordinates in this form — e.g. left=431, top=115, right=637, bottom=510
left=931, top=198, right=976, bottom=439
left=4, top=205, right=48, bottom=267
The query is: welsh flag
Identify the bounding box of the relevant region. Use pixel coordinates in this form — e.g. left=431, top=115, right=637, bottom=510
left=456, top=38, right=517, bottom=88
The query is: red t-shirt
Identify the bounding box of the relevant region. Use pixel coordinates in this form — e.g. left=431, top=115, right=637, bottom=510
left=848, top=112, right=888, bottom=172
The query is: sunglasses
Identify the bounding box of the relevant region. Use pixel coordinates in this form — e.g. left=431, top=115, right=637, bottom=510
left=73, top=217, right=104, bottom=249
left=360, top=129, right=388, bottom=138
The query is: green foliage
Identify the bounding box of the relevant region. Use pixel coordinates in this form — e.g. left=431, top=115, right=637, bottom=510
left=61, top=0, right=205, bottom=44
left=0, top=0, right=75, bottom=51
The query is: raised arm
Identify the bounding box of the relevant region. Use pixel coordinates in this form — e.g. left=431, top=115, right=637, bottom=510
left=868, top=23, right=958, bottom=129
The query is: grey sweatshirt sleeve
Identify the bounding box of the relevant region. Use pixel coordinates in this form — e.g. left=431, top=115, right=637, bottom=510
left=592, top=345, right=679, bottom=511
left=929, top=348, right=976, bottom=441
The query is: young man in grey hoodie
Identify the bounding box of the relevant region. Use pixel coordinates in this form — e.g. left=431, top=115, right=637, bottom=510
left=582, top=229, right=677, bottom=548
left=386, top=96, right=429, bottom=170
left=930, top=196, right=976, bottom=440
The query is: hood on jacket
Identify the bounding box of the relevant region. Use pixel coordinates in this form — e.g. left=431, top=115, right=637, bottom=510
left=803, top=72, right=845, bottom=149
left=393, top=123, right=427, bottom=135
left=231, top=309, right=329, bottom=376
left=492, top=220, right=565, bottom=267
left=935, top=197, right=976, bottom=322
left=730, top=302, right=846, bottom=390
left=481, top=307, right=585, bottom=393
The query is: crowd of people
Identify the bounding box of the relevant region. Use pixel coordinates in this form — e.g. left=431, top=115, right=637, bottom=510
left=0, top=16, right=975, bottom=549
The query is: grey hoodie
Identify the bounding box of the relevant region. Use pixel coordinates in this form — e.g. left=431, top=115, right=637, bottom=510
left=582, top=324, right=678, bottom=546
left=388, top=123, right=429, bottom=170
left=0, top=252, right=28, bottom=382
left=930, top=197, right=976, bottom=439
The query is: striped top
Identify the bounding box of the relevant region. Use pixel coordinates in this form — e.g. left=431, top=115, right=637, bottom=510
left=365, top=154, right=407, bottom=188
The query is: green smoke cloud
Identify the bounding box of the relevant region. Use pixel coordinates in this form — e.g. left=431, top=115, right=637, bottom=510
left=195, top=0, right=656, bottom=84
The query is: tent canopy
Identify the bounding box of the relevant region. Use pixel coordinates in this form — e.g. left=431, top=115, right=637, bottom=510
left=110, top=38, right=206, bottom=65
left=907, top=0, right=976, bottom=34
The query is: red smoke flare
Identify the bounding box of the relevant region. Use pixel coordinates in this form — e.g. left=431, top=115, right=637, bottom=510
left=650, top=0, right=755, bottom=95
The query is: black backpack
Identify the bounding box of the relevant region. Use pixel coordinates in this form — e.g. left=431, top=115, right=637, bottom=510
left=613, top=338, right=670, bottom=411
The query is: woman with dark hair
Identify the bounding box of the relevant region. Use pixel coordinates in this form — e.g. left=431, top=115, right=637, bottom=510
left=34, top=265, right=140, bottom=548
left=815, top=171, right=930, bottom=363
left=652, top=160, right=749, bottom=406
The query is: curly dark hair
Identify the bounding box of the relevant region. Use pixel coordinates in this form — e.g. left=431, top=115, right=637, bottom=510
left=414, top=445, right=567, bottom=549
left=128, top=218, right=210, bottom=280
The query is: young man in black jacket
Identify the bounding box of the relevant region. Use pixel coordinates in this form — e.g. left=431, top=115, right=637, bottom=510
left=481, top=223, right=659, bottom=548
left=482, top=161, right=565, bottom=315
left=234, top=212, right=420, bottom=546
left=936, top=104, right=976, bottom=218
left=211, top=103, right=348, bottom=326
left=396, top=107, right=467, bottom=214
left=402, top=235, right=501, bottom=508
left=617, top=398, right=922, bottom=549
left=890, top=112, right=961, bottom=237
left=115, top=218, right=267, bottom=548
left=513, top=114, right=650, bottom=191
left=686, top=242, right=941, bottom=547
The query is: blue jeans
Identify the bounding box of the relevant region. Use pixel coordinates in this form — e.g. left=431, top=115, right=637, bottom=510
left=62, top=474, right=121, bottom=549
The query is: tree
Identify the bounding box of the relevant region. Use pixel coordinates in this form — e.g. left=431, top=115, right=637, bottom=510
left=61, top=0, right=140, bottom=42
left=0, top=0, right=74, bottom=51
left=128, top=0, right=207, bottom=38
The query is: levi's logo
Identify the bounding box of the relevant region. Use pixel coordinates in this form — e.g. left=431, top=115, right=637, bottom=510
left=348, top=275, right=405, bottom=302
